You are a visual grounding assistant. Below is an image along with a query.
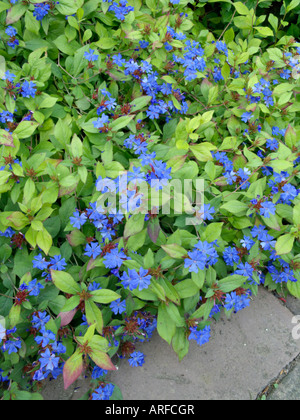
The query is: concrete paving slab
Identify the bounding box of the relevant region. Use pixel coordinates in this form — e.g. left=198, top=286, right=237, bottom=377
left=267, top=355, right=300, bottom=400
left=41, top=287, right=300, bottom=400
left=283, top=294, right=300, bottom=316
left=107, top=287, right=300, bottom=400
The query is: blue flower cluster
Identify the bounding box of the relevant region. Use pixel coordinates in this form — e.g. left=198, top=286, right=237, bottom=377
left=103, top=0, right=134, bottom=21
left=91, top=383, right=115, bottom=400
left=224, top=291, right=251, bottom=312
left=33, top=253, right=67, bottom=280
left=33, top=2, right=59, bottom=21
left=5, top=26, right=19, bottom=49
left=222, top=222, right=297, bottom=286
left=30, top=311, right=66, bottom=381
left=70, top=201, right=124, bottom=243
left=1, top=327, right=21, bottom=356
left=1, top=73, right=37, bottom=131
left=184, top=240, right=218, bottom=273
left=188, top=325, right=211, bottom=346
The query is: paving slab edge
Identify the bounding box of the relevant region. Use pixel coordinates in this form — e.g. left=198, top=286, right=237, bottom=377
left=256, top=291, right=300, bottom=400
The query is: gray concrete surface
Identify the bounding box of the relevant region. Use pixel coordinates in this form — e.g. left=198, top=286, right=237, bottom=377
left=41, top=287, right=300, bottom=400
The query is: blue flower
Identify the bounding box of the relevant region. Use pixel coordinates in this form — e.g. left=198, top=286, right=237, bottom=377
left=188, top=325, right=211, bottom=346
left=240, top=236, right=255, bottom=250
left=93, top=114, right=110, bottom=129
left=103, top=248, right=127, bottom=269
left=2, top=339, right=22, bottom=355
left=259, top=232, right=276, bottom=251
left=215, top=41, right=228, bottom=56
left=49, top=255, right=67, bottom=271
left=128, top=351, right=145, bottom=367
left=33, top=2, right=51, bottom=21
left=3, top=70, right=17, bottom=83
left=199, top=204, right=215, bottom=221
left=184, top=250, right=206, bottom=273
left=121, top=268, right=151, bottom=291
left=223, top=246, right=240, bottom=266
left=139, top=40, right=149, bottom=49
left=251, top=225, right=267, bottom=240
left=91, top=366, right=108, bottom=379
left=0, top=227, right=15, bottom=237
left=84, top=49, right=99, bottom=62
left=31, top=311, right=51, bottom=330
left=280, top=69, right=291, bottom=79
left=234, top=262, right=254, bottom=282
left=39, top=348, right=60, bottom=371
left=70, top=210, right=87, bottom=228
left=110, top=298, right=126, bottom=315
left=241, top=111, right=253, bottom=123
left=224, top=291, right=238, bottom=311
left=84, top=242, right=102, bottom=259
left=266, top=138, right=279, bottom=151
left=5, top=26, right=17, bottom=37
left=35, top=327, right=56, bottom=348
left=92, top=383, right=115, bottom=400
left=260, top=201, right=276, bottom=218
left=20, top=81, right=37, bottom=98
left=28, top=279, right=44, bottom=296
left=108, top=0, right=134, bottom=21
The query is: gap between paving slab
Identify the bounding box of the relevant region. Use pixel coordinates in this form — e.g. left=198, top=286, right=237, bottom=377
left=41, top=286, right=300, bottom=400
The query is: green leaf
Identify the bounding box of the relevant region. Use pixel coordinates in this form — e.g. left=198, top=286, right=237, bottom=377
left=66, top=229, right=86, bottom=247
left=124, top=213, right=145, bottom=239
left=202, top=222, right=224, bottom=242
left=287, top=279, right=300, bottom=299
left=13, top=121, right=39, bottom=139
left=255, top=27, right=274, bottom=37
left=110, top=115, right=135, bottom=132
left=275, top=234, right=295, bottom=255
left=218, top=275, right=248, bottom=293
left=126, top=228, right=147, bottom=252
left=85, top=299, right=103, bottom=334
left=56, top=0, right=84, bottom=16
left=233, top=1, right=250, bottom=15
left=96, top=37, right=117, bottom=49
left=161, top=244, right=187, bottom=259
left=129, top=96, right=152, bottom=112
left=174, top=279, right=200, bottom=299
left=191, top=270, right=205, bottom=289
left=285, top=125, right=297, bottom=148
left=165, top=302, right=185, bottom=327
left=220, top=200, right=249, bottom=215
left=60, top=295, right=80, bottom=312
left=190, top=143, right=217, bottom=162
left=36, top=227, right=52, bottom=255
left=9, top=305, right=21, bottom=328
left=157, top=303, right=176, bottom=345
left=293, top=203, right=300, bottom=226
left=90, top=289, right=121, bottom=304
left=51, top=270, right=81, bottom=295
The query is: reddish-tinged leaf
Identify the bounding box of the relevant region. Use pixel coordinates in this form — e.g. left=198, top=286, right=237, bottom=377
left=0, top=130, right=14, bottom=147
left=57, top=309, right=77, bottom=327
left=89, top=349, right=117, bottom=371
left=147, top=218, right=161, bottom=243
left=63, top=349, right=83, bottom=390
left=66, top=229, right=86, bottom=247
